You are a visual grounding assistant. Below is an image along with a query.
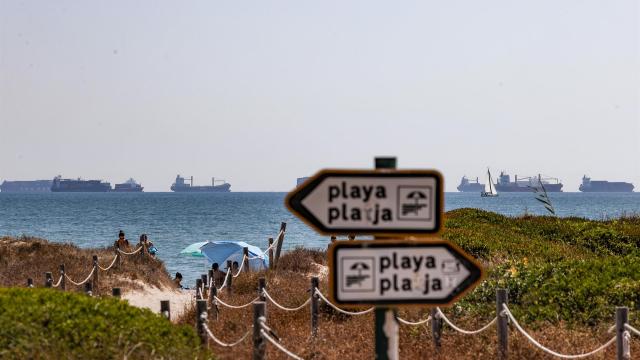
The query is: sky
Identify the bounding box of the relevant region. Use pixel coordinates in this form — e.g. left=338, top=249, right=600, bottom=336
left=1, top=1, right=638, bottom=192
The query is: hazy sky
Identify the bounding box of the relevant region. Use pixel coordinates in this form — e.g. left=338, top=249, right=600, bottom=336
left=1, top=1, right=638, bottom=192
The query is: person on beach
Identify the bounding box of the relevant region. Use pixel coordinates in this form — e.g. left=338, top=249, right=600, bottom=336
left=114, top=230, right=131, bottom=250
left=173, top=272, right=183, bottom=289
left=232, top=261, right=239, bottom=274
left=139, top=234, right=156, bottom=257
left=211, top=263, right=226, bottom=286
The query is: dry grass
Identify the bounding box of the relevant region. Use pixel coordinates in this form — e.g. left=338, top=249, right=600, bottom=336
left=175, top=251, right=636, bottom=359
left=0, top=236, right=173, bottom=294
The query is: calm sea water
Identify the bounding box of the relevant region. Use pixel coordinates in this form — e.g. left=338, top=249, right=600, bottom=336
left=1, top=192, right=638, bottom=285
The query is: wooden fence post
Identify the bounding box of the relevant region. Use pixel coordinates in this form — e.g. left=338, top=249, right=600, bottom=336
left=616, top=307, right=630, bottom=360
left=497, top=289, right=509, bottom=360
left=161, top=300, right=171, bottom=320
left=201, top=274, right=208, bottom=298
left=258, top=278, right=266, bottom=302
left=112, top=288, right=121, bottom=298
left=253, top=301, right=266, bottom=360
left=92, top=255, right=99, bottom=295
left=430, top=308, right=442, bottom=349
left=84, top=282, right=92, bottom=296
left=311, top=277, right=319, bottom=337
left=27, top=278, right=33, bottom=288
left=210, top=285, right=218, bottom=321
left=196, top=279, right=203, bottom=300
left=227, top=260, right=233, bottom=294
left=44, top=272, right=52, bottom=288
left=196, top=299, right=208, bottom=348
left=59, top=264, right=66, bottom=290
left=268, top=238, right=274, bottom=270
left=273, top=222, right=286, bottom=269
left=243, top=247, right=250, bottom=273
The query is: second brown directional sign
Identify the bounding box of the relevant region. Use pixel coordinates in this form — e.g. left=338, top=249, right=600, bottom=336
left=328, top=240, right=483, bottom=306
left=286, top=169, right=444, bottom=236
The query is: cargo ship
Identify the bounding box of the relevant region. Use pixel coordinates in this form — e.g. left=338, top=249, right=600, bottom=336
left=495, top=172, right=563, bottom=192
left=457, top=176, right=484, bottom=192
left=0, top=180, right=53, bottom=193
left=170, top=175, right=231, bottom=192
left=51, top=176, right=112, bottom=192
left=579, top=175, right=634, bottom=192
left=113, top=178, right=144, bottom=192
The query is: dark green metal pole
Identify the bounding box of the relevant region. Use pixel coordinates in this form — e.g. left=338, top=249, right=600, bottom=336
left=374, top=157, right=399, bottom=360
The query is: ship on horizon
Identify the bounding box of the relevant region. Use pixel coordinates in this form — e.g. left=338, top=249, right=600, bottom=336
left=579, top=175, right=634, bottom=192
left=495, top=172, right=563, bottom=192
left=457, top=176, right=484, bottom=192
left=170, top=175, right=231, bottom=192
left=114, top=178, right=144, bottom=192
left=0, top=179, right=52, bottom=193
left=51, top=176, right=112, bottom=192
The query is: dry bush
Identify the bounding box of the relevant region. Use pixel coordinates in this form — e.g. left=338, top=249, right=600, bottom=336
left=0, top=236, right=173, bottom=295
left=275, top=247, right=326, bottom=273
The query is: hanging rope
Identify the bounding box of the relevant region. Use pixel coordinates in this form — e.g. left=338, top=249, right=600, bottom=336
left=315, top=290, right=374, bottom=316
left=98, top=254, right=119, bottom=271
left=202, top=323, right=251, bottom=347
left=260, top=329, right=304, bottom=360
left=117, top=246, right=142, bottom=256
left=502, top=304, right=616, bottom=359
left=625, top=324, right=640, bottom=337
left=396, top=315, right=432, bottom=326
left=214, top=296, right=260, bottom=309
left=262, top=290, right=311, bottom=312
left=64, top=267, right=96, bottom=286
left=436, top=308, right=497, bottom=335
left=232, top=256, right=247, bottom=278
left=51, top=275, right=63, bottom=288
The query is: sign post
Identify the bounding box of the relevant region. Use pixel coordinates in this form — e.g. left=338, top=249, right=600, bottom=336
left=373, top=157, right=399, bottom=360
left=286, top=157, right=482, bottom=360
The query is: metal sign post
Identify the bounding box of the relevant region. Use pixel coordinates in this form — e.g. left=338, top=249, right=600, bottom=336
left=285, top=157, right=482, bottom=360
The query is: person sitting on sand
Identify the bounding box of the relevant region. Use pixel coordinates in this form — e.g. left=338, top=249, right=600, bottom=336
left=211, top=263, right=226, bottom=287
left=114, top=230, right=131, bottom=250
left=173, top=272, right=183, bottom=289
left=139, top=234, right=156, bottom=257
left=232, top=261, right=240, bottom=274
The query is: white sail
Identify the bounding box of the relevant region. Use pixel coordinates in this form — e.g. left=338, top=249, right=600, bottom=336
left=483, top=169, right=498, bottom=196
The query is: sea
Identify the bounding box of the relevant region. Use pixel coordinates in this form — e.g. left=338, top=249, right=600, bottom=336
left=1, top=192, right=638, bottom=286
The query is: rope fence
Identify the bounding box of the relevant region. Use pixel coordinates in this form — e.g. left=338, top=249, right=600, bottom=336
left=314, top=290, right=374, bottom=316
left=396, top=315, right=431, bottom=326
left=192, top=280, right=637, bottom=360
left=502, top=304, right=617, bottom=359
left=436, top=308, right=497, bottom=335
left=64, top=267, right=95, bottom=286
left=214, top=296, right=260, bottom=310
left=202, top=323, right=251, bottom=347
left=260, top=329, right=304, bottom=360
left=97, top=254, right=119, bottom=271
left=262, top=289, right=310, bottom=312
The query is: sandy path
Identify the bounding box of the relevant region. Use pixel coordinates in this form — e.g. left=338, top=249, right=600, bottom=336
left=121, top=279, right=195, bottom=321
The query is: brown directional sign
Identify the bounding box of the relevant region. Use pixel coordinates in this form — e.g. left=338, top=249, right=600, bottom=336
left=328, top=239, right=483, bottom=306
left=285, top=169, right=444, bottom=236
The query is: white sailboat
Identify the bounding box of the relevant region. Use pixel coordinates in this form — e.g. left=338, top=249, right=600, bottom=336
left=481, top=168, right=498, bottom=197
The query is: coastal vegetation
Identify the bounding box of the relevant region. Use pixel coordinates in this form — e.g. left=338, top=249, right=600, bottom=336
left=0, top=208, right=638, bottom=358
left=0, top=288, right=207, bottom=359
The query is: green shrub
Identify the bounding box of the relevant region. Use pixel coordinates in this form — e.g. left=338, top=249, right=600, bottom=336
left=0, top=288, right=211, bottom=360
left=463, top=256, right=640, bottom=325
